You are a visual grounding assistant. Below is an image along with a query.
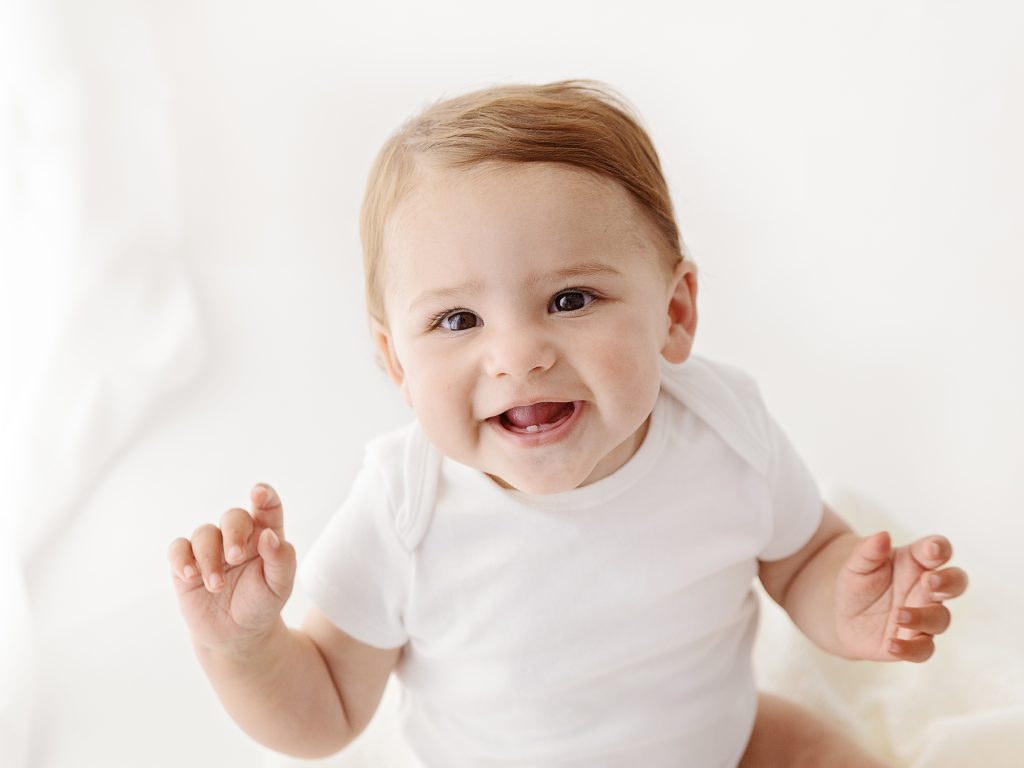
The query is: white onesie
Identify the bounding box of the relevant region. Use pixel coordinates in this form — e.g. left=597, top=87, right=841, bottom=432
left=298, top=355, right=823, bottom=767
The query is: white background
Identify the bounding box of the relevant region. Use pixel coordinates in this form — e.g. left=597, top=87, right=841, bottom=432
left=1, top=1, right=1021, bottom=766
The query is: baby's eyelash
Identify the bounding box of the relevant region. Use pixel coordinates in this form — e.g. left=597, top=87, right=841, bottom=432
left=426, top=306, right=468, bottom=331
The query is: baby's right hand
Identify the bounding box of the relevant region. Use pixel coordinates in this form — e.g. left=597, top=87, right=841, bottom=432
left=167, top=484, right=297, bottom=652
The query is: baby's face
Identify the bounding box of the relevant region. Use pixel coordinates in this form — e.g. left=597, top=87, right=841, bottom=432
left=375, top=161, right=697, bottom=494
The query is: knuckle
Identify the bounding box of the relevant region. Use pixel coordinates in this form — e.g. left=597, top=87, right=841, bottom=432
left=279, top=541, right=298, bottom=565
left=221, top=507, right=253, bottom=533
left=191, top=523, right=220, bottom=541
left=193, top=542, right=224, bottom=566
left=166, top=537, right=189, bottom=561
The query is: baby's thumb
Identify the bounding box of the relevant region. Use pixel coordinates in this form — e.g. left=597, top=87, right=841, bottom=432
left=844, top=531, right=892, bottom=575
left=257, top=527, right=297, bottom=602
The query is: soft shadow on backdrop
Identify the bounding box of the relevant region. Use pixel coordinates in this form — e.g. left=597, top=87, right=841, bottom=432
left=1, top=1, right=1022, bottom=766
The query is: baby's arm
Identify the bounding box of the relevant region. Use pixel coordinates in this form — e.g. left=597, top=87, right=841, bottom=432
left=759, top=504, right=968, bottom=661
left=168, top=485, right=401, bottom=757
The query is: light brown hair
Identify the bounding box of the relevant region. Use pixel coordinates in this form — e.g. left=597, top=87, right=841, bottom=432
left=359, top=79, right=687, bottom=327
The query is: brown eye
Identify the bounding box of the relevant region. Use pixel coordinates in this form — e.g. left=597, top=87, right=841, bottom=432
left=441, top=311, right=480, bottom=331
left=550, top=290, right=594, bottom=313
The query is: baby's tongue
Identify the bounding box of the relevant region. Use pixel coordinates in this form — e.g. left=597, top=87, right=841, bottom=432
left=503, top=402, right=572, bottom=428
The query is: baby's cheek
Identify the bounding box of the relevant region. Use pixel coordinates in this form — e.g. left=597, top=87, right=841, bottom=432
left=595, top=343, right=661, bottom=413
left=409, top=361, right=480, bottom=451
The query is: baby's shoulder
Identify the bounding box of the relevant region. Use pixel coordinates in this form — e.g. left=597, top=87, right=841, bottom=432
left=363, top=420, right=418, bottom=472
left=660, top=355, right=772, bottom=475
left=361, top=419, right=442, bottom=552
left=661, top=354, right=763, bottom=404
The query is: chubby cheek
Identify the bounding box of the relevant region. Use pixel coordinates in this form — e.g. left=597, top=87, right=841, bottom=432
left=588, top=332, right=662, bottom=426
left=403, top=352, right=481, bottom=456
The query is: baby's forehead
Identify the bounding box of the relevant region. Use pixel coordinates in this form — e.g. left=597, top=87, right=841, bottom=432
left=391, top=158, right=651, bottom=241
left=381, top=160, right=673, bottom=302
left=414, top=157, right=619, bottom=197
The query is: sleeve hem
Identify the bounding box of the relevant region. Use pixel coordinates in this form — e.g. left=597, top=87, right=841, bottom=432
left=297, top=567, right=409, bottom=650
left=759, top=496, right=824, bottom=562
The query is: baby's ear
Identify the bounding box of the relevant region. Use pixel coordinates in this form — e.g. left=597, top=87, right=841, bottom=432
left=371, top=320, right=413, bottom=407
left=661, top=259, right=699, bottom=365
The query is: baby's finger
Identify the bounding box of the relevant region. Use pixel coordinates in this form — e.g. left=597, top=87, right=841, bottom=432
left=220, top=506, right=255, bottom=566
left=166, top=537, right=201, bottom=583
left=257, top=526, right=297, bottom=602
left=844, top=531, right=891, bottom=575
left=251, top=483, right=285, bottom=537
left=909, top=535, right=952, bottom=569
left=922, top=566, right=969, bottom=600
left=888, top=634, right=935, bottom=663
left=191, top=524, right=227, bottom=592
left=896, top=604, right=951, bottom=635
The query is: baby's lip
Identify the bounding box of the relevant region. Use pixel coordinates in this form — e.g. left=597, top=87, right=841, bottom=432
left=485, top=398, right=577, bottom=421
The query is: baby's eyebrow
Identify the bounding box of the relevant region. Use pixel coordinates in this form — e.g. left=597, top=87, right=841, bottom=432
left=548, top=262, right=623, bottom=282
left=408, top=262, right=622, bottom=311
left=409, top=279, right=486, bottom=311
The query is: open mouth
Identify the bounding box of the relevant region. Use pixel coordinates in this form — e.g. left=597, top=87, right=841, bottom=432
left=490, top=401, right=579, bottom=435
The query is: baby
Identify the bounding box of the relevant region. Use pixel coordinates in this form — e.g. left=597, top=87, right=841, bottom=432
left=168, top=80, right=967, bottom=766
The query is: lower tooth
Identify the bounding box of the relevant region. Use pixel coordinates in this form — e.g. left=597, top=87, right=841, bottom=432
left=525, top=425, right=540, bottom=433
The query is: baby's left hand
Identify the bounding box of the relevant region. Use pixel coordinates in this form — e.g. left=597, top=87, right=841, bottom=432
left=833, top=532, right=968, bottom=662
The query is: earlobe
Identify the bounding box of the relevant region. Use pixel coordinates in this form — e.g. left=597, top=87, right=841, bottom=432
left=371, top=320, right=413, bottom=407
left=661, top=259, right=699, bottom=365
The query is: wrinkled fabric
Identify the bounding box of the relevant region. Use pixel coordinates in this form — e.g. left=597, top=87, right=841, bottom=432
left=0, top=2, right=202, bottom=766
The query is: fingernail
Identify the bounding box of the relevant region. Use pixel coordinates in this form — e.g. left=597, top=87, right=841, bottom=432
left=208, top=573, right=224, bottom=590
left=927, top=574, right=941, bottom=588
left=266, top=529, right=280, bottom=549
left=183, top=564, right=197, bottom=579
left=888, top=640, right=901, bottom=654
left=928, top=541, right=941, bottom=557
left=897, top=610, right=912, bottom=624
left=228, top=546, right=243, bottom=563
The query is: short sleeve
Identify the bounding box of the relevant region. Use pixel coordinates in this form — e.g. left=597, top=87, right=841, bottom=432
left=758, top=412, right=824, bottom=561
left=660, top=355, right=825, bottom=562
left=297, top=460, right=411, bottom=649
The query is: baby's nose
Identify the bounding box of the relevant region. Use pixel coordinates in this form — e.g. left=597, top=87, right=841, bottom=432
left=483, top=325, right=556, bottom=378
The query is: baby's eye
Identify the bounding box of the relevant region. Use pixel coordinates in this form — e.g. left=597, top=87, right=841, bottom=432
left=549, top=289, right=596, bottom=313
left=436, top=310, right=481, bottom=332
